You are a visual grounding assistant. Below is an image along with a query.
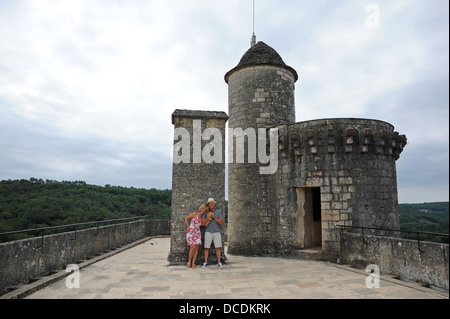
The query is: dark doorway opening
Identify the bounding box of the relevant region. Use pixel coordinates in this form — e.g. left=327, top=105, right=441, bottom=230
left=312, top=187, right=322, bottom=222
left=294, top=187, right=322, bottom=249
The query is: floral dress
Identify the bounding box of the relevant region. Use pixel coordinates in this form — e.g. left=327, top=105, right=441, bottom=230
left=186, top=213, right=202, bottom=246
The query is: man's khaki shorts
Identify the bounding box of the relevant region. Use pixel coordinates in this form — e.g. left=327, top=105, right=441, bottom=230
left=204, top=232, right=222, bottom=248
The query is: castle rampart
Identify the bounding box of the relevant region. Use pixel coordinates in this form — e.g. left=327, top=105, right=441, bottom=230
left=225, top=42, right=408, bottom=258
left=166, top=40, right=448, bottom=292
left=340, top=232, right=449, bottom=291
left=0, top=219, right=169, bottom=296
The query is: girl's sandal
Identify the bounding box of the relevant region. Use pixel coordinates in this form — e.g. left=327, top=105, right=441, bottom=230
left=192, top=264, right=197, bottom=269
left=186, top=263, right=191, bottom=268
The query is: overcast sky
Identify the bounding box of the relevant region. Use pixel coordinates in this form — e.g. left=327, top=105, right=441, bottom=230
left=0, top=0, right=448, bottom=203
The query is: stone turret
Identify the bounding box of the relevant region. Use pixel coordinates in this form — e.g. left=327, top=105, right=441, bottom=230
left=170, top=40, right=407, bottom=261
left=225, top=42, right=298, bottom=255
left=225, top=41, right=297, bottom=128
left=275, top=119, right=407, bottom=254
left=224, top=41, right=407, bottom=257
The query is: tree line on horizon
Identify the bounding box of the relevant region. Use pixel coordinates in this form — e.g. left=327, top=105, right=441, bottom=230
left=0, top=178, right=171, bottom=242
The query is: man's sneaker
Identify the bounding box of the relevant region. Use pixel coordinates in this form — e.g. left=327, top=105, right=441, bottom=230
left=202, top=262, right=208, bottom=268
left=218, top=262, right=223, bottom=268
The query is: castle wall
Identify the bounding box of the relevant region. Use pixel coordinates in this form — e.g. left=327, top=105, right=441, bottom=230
left=275, top=118, right=407, bottom=253
left=168, top=110, right=228, bottom=262
left=227, top=65, right=296, bottom=256
left=173, top=42, right=408, bottom=263
left=341, top=232, right=449, bottom=291
left=0, top=219, right=170, bottom=296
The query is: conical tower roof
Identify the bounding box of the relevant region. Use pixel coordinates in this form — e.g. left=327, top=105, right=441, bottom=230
left=224, top=41, right=298, bottom=83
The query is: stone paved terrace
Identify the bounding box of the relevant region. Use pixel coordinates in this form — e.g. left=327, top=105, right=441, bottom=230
left=4, top=237, right=447, bottom=300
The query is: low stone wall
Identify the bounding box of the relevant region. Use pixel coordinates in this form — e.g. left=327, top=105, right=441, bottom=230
left=0, top=219, right=170, bottom=295
left=340, top=232, right=449, bottom=290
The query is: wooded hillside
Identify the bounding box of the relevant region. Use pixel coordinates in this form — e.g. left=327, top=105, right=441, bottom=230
left=0, top=178, right=171, bottom=242
left=399, top=202, right=448, bottom=243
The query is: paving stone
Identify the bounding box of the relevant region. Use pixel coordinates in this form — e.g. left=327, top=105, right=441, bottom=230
left=24, top=237, right=448, bottom=299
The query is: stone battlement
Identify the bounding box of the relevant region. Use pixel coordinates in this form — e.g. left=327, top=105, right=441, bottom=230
left=279, top=118, right=407, bottom=161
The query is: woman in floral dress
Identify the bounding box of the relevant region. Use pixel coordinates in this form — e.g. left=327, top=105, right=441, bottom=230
left=185, top=204, right=208, bottom=268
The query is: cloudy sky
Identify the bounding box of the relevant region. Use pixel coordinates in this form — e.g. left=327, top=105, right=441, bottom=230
left=0, top=0, right=448, bottom=203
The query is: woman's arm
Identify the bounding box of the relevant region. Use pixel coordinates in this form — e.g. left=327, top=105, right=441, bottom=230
left=185, top=212, right=196, bottom=229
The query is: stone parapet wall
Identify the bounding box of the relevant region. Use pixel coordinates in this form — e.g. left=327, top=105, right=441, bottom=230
left=0, top=219, right=170, bottom=295
left=340, top=231, right=449, bottom=290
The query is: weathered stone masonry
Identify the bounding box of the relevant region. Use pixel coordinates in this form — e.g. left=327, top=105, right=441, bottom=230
left=224, top=41, right=407, bottom=257
left=169, top=42, right=412, bottom=261
left=0, top=219, right=169, bottom=295
left=168, top=110, right=228, bottom=263
left=168, top=40, right=448, bottom=290
left=225, top=42, right=297, bottom=256
left=275, top=119, right=407, bottom=254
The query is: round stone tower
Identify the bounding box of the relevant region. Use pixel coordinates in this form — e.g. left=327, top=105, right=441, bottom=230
left=225, top=41, right=298, bottom=255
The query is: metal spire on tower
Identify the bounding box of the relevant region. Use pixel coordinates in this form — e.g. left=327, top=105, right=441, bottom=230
left=250, top=0, right=256, bottom=47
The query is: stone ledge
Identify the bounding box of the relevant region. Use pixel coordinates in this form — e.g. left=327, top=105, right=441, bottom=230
left=172, top=109, right=228, bottom=124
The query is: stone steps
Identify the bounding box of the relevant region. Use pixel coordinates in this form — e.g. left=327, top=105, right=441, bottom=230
left=293, top=247, right=333, bottom=261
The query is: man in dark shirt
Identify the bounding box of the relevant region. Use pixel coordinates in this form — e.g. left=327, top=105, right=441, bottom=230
left=202, top=198, right=224, bottom=268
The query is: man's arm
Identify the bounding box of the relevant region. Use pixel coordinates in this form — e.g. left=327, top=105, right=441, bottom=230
left=212, top=211, right=223, bottom=225
left=201, top=213, right=212, bottom=226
